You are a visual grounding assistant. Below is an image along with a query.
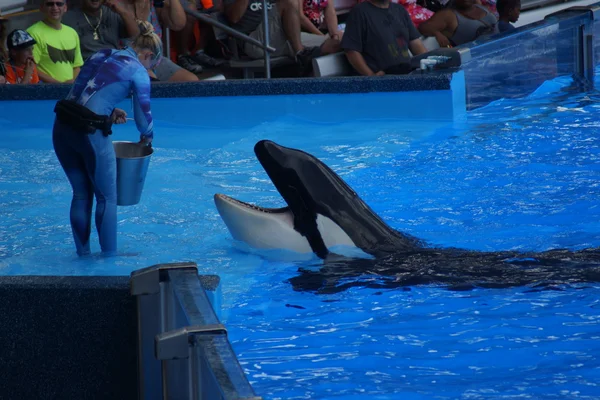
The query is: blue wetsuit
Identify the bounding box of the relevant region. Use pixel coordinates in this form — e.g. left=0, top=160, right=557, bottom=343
left=52, top=47, right=154, bottom=256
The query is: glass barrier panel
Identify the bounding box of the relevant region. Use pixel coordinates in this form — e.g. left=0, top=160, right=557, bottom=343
left=169, top=269, right=221, bottom=326
left=193, top=335, right=261, bottom=400
left=593, top=19, right=600, bottom=85
left=460, top=14, right=587, bottom=109
left=164, top=356, right=192, bottom=400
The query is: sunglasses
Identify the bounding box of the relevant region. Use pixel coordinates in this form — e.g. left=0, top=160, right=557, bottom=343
left=45, top=1, right=65, bottom=6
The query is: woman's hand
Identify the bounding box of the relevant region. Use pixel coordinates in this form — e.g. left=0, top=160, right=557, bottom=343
left=435, top=32, right=451, bottom=48
left=112, top=108, right=128, bottom=124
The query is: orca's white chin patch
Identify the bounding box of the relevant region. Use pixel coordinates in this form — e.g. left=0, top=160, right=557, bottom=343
left=214, top=194, right=313, bottom=253
left=214, top=193, right=366, bottom=257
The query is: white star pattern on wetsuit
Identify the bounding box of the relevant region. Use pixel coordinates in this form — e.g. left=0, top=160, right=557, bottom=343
left=64, top=47, right=154, bottom=138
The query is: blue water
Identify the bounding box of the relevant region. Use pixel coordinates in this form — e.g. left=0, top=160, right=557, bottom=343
left=2, top=74, right=600, bottom=399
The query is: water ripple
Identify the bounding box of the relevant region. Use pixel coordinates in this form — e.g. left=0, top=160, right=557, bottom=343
left=2, top=81, right=600, bottom=399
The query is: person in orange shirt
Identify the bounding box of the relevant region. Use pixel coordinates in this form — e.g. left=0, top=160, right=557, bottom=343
left=3, top=29, right=40, bottom=84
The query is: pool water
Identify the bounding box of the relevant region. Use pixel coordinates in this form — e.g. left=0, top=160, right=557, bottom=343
left=2, top=74, right=600, bottom=399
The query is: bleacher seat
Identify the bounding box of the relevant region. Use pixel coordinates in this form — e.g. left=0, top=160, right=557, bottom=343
left=312, top=52, right=353, bottom=77
left=2, top=9, right=40, bottom=32
left=0, top=0, right=28, bottom=15
left=215, top=33, right=295, bottom=78
left=227, top=55, right=295, bottom=78
left=422, top=36, right=441, bottom=51
left=312, top=35, right=444, bottom=78
left=202, top=73, right=226, bottom=80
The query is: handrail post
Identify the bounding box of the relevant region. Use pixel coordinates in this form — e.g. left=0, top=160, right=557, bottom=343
left=130, top=262, right=199, bottom=400
left=155, top=325, right=263, bottom=400
left=165, top=27, right=171, bottom=64
left=178, top=0, right=277, bottom=54
left=155, top=325, right=228, bottom=400
left=261, top=0, right=271, bottom=79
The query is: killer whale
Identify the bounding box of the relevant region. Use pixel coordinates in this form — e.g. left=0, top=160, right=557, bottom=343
left=214, top=140, right=600, bottom=293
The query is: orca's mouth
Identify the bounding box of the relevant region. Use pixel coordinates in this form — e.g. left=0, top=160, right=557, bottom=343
left=214, top=194, right=289, bottom=214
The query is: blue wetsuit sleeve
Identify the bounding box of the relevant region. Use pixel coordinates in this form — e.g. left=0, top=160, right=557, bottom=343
left=131, top=67, right=154, bottom=139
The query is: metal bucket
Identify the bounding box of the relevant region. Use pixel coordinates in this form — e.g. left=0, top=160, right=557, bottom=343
left=114, top=141, right=153, bottom=206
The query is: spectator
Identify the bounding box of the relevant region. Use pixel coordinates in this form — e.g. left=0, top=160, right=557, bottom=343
left=496, top=0, right=519, bottom=32
left=174, top=0, right=223, bottom=73
left=27, top=0, right=84, bottom=83
left=3, top=29, right=41, bottom=84
left=397, top=0, right=434, bottom=28
left=480, top=0, right=498, bottom=18
left=0, top=13, right=7, bottom=83
left=299, top=0, right=343, bottom=40
left=63, top=0, right=140, bottom=61
left=418, top=0, right=498, bottom=47
left=223, top=0, right=340, bottom=69
left=360, top=0, right=434, bottom=28
left=418, top=0, right=449, bottom=13
left=341, top=0, right=427, bottom=76
left=121, top=0, right=199, bottom=81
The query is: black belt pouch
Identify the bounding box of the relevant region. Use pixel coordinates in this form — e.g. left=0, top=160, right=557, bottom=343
left=54, top=99, right=113, bottom=136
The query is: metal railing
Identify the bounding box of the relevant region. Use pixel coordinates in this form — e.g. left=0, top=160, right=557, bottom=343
left=260, top=0, right=271, bottom=78
left=172, top=0, right=276, bottom=79
left=130, top=262, right=261, bottom=400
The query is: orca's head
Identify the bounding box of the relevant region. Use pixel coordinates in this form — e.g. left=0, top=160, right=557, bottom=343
left=214, top=140, right=422, bottom=259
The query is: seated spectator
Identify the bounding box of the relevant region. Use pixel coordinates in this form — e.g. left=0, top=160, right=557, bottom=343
left=399, top=0, right=434, bottom=28
left=222, top=0, right=341, bottom=70
left=121, top=0, right=199, bottom=81
left=418, top=0, right=449, bottom=13
left=174, top=0, right=224, bottom=73
left=418, top=0, right=498, bottom=47
left=0, top=13, right=7, bottom=84
left=27, top=0, right=84, bottom=83
left=496, top=0, right=519, bottom=32
left=299, top=0, right=343, bottom=40
left=422, top=0, right=498, bottom=17
left=63, top=0, right=140, bottom=61
left=480, top=0, right=498, bottom=18
left=359, top=0, right=434, bottom=28
left=341, top=0, right=427, bottom=76
left=3, top=29, right=41, bottom=84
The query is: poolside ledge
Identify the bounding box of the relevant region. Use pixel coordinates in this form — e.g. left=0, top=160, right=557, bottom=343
left=0, top=71, right=467, bottom=122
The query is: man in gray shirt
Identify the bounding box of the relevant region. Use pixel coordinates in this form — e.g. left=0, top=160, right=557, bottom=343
left=341, top=0, right=427, bottom=76
left=222, top=0, right=340, bottom=72
left=63, top=0, right=139, bottom=61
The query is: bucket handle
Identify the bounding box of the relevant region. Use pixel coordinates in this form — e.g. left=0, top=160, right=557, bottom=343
left=125, top=118, right=153, bottom=148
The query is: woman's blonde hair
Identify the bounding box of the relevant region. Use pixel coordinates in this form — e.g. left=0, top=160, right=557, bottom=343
left=132, top=20, right=162, bottom=58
